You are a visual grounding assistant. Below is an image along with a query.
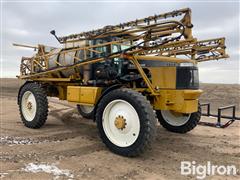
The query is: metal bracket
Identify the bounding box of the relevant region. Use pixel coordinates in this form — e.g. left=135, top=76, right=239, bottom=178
left=199, top=103, right=239, bottom=128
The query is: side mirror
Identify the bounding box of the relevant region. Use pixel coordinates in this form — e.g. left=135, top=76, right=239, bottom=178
left=50, top=30, right=55, bottom=35
left=50, top=30, right=61, bottom=43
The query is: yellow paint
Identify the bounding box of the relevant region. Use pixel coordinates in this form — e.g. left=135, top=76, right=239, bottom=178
left=152, top=89, right=202, bottom=113
left=148, top=67, right=176, bottom=89
left=114, top=115, right=126, bottom=130
left=32, top=77, right=72, bottom=82
left=130, top=56, right=156, bottom=94
left=134, top=55, right=196, bottom=64
left=67, top=86, right=102, bottom=105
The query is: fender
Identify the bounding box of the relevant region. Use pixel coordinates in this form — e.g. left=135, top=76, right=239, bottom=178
left=93, top=84, right=123, bottom=120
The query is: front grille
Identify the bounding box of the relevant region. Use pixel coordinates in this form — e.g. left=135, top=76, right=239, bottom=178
left=176, top=66, right=199, bottom=89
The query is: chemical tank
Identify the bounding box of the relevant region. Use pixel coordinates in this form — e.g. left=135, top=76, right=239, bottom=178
left=45, top=41, right=88, bottom=77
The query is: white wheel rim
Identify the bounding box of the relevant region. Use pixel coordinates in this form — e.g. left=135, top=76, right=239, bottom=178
left=21, top=91, right=37, bottom=121
left=161, top=110, right=190, bottom=126
left=79, top=105, right=94, bottom=114
left=102, top=99, right=140, bottom=147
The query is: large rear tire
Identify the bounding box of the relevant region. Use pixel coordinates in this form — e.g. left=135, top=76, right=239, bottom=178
left=77, top=105, right=94, bottom=119
left=156, top=104, right=201, bottom=133
left=18, top=82, right=48, bottom=129
left=96, top=88, right=157, bottom=157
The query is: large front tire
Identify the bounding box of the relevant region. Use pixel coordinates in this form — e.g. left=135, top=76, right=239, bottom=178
left=156, top=105, right=201, bottom=133
left=96, top=88, right=157, bottom=157
left=18, top=82, right=48, bottom=129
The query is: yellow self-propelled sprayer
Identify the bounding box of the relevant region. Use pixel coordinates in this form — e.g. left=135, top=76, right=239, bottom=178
left=14, top=8, right=231, bottom=156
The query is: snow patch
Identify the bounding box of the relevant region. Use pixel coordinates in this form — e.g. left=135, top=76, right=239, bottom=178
left=23, top=163, right=74, bottom=179
left=0, top=136, right=41, bottom=145
left=0, top=172, right=8, bottom=178
left=0, top=136, right=61, bottom=146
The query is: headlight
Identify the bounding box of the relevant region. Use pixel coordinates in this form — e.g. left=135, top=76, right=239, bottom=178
left=179, top=62, right=194, bottom=67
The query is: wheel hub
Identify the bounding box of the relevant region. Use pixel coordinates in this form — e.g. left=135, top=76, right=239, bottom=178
left=21, top=91, right=37, bottom=122
left=102, top=99, right=140, bottom=147
left=161, top=110, right=191, bottom=126
left=114, top=115, right=126, bottom=130
left=27, top=101, right=32, bottom=110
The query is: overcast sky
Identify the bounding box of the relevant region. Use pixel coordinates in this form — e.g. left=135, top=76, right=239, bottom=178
left=1, top=0, right=239, bottom=84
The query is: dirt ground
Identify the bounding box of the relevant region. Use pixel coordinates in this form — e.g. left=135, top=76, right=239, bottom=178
left=0, top=78, right=239, bottom=180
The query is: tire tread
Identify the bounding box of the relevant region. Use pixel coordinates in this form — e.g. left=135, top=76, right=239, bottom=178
left=156, top=104, right=201, bottom=133
left=18, top=82, right=48, bottom=129
left=96, top=88, right=157, bottom=157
